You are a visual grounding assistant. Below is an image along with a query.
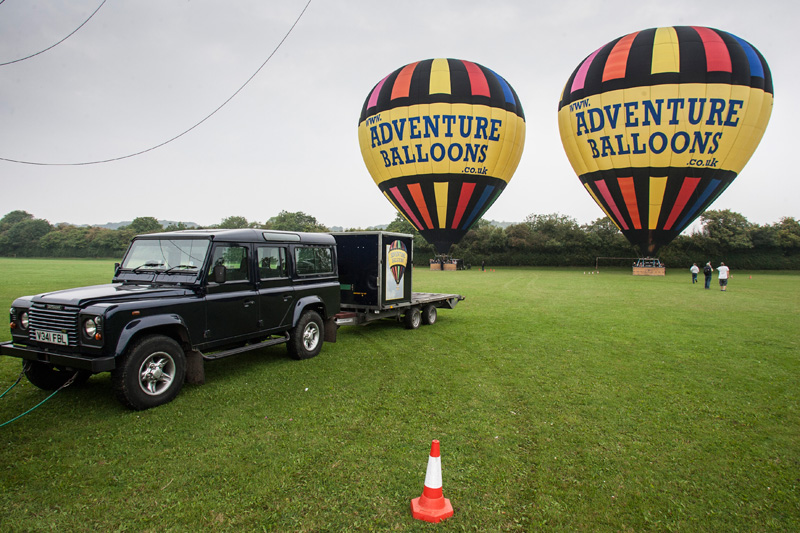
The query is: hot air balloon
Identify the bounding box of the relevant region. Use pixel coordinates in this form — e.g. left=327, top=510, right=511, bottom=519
left=388, top=239, right=408, bottom=285
left=558, top=27, right=773, bottom=256
left=359, top=58, right=526, bottom=254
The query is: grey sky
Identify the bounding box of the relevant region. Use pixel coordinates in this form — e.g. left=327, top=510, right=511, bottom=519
left=0, top=0, right=794, bottom=230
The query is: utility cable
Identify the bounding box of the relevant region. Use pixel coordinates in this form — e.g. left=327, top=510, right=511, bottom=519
left=0, top=0, right=312, bottom=166
left=0, top=1, right=107, bottom=66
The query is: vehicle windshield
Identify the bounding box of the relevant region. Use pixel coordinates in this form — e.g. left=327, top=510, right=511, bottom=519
left=121, top=239, right=210, bottom=273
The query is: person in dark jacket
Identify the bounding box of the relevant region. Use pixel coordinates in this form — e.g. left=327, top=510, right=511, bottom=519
left=703, top=262, right=714, bottom=289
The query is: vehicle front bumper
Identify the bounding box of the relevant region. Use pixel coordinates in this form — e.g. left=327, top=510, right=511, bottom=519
left=0, top=341, right=116, bottom=372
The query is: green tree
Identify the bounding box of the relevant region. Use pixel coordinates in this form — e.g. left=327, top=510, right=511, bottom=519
left=385, top=213, right=417, bottom=235
left=775, top=217, right=800, bottom=250
left=164, top=221, right=191, bottom=232
left=0, top=210, right=34, bottom=231
left=4, top=218, right=53, bottom=256
left=124, top=217, right=163, bottom=235
left=582, top=216, right=633, bottom=256
left=525, top=213, right=586, bottom=251
left=265, top=211, right=329, bottom=232
left=699, top=209, right=753, bottom=255
left=218, top=216, right=252, bottom=229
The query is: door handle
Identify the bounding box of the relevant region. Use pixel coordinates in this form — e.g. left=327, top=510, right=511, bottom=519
left=283, top=294, right=293, bottom=301
left=244, top=299, right=255, bottom=307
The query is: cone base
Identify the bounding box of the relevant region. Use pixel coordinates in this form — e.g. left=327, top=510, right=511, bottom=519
left=411, top=495, right=453, bottom=523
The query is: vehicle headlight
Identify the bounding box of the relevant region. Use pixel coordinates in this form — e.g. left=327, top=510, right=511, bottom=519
left=83, top=317, right=102, bottom=339
left=19, top=311, right=29, bottom=330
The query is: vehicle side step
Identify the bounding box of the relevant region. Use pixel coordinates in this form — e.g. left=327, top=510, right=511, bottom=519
left=201, top=334, right=290, bottom=361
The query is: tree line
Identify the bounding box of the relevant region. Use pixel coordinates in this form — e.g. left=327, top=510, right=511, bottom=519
left=1, top=209, right=799, bottom=269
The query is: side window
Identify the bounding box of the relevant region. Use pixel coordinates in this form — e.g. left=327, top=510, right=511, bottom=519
left=294, top=246, right=334, bottom=276
left=257, top=246, right=286, bottom=279
left=208, top=245, right=250, bottom=282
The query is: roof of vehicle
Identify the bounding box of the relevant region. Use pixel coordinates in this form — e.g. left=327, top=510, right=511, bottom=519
left=134, top=228, right=336, bottom=245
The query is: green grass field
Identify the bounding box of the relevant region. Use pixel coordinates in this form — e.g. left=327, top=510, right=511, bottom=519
left=0, top=258, right=798, bottom=531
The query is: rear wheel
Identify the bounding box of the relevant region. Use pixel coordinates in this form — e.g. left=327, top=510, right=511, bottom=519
left=404, top=307, right=421, bottom=330
left=112, top=335, right=185, bottom=410
left=422, top=304, right=437, bottom=325
left=23, top=361, right=91, bottom=390
left=288, top=310, right=324, bottom=360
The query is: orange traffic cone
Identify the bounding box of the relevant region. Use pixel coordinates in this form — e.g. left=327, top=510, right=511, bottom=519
left=411, top=439, right=453, bottom=522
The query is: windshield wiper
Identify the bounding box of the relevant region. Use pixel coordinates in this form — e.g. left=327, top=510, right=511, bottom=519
left=163, top=264, right=199, bottom=273
left=132, top=262, right=163, bottom=273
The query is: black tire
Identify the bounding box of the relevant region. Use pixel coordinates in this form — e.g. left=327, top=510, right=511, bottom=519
left=404, top=307, right=421, bottom=330
left=23, top=361, right=91, bottom=390
left=422, top=304, right=437, bottom=325
left=288, top=310, right=324, bottom=360
left=111, top=335, right=186, bottom=410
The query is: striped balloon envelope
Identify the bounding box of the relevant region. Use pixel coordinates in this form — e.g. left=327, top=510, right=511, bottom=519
left=558, top=27, right=773, bottom=256
left=358, top=58, right=526, bottom=254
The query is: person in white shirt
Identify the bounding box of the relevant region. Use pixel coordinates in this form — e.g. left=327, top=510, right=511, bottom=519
left=717, top=262, right=730, bottom=291
left=690, top=263, right=699, bottom=284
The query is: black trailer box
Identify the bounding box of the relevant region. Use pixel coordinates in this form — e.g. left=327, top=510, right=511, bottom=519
left=331, top=232, right=413, bottom=309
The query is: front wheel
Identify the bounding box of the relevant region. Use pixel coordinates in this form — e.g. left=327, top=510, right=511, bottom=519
left=112, top=335, right=186, bottom=410
left=404, top=307, right=421, bottom=329
left=23, top=361, right=91, bottom=390
left=288, top=310, right=324, bottom=360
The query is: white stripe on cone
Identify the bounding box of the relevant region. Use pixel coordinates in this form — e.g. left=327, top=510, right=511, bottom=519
left=424, top=455, right=442, bottom=490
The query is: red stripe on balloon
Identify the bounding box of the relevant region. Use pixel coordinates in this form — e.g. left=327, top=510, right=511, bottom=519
left=451, top=183, right=476, bottom=229
left=407, top=183, right=433, bottom=229
left=389, top=186, right=424, bottom=231
left=617, top=177, right=641, bottom=229
left=391, top=61, right=419, bottom=100
left=663, top=177, right=701, bottom=230
left=692, top=27, right=732, bottom=73
left=602, top=32, right=639, bottom=82
left=595, top=180, right=629, bottom=230
left=461, top=60, right=491, bottom=97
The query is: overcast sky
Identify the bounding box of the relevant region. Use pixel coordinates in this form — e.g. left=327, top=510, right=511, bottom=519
left=0, top=0, right=794, bottom=231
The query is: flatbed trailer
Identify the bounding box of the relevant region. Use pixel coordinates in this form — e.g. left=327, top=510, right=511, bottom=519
left=334, top=291, right=464, bottom=329
left=330, top=232, right=464, bottom=330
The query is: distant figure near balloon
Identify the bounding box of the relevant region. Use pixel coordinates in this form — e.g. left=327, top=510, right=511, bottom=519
left=558, top=27, right=773, bottom=256
left=359, top=58, right=526, bottom=255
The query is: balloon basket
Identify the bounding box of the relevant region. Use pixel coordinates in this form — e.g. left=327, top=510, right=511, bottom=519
left=632, top=257, right=665, bottom=276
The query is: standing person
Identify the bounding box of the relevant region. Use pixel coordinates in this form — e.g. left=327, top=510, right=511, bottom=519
left=690, top=263, right=699, bottom=284
left=717, top=262, right=730, bottom=291
left=703, top=262, right=714, bottom=289
left=481, top=260, right=485, bottom=272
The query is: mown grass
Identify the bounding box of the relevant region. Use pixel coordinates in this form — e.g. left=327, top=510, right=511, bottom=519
left=0, top=258, right=798, bottom=531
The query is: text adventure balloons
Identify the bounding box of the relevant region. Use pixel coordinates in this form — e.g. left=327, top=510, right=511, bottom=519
left=558, top=27, right=773, bottom=256
left=359, top=58, right=526, bottom=254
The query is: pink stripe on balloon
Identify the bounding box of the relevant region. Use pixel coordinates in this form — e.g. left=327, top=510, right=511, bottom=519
left=570, top=47, right=602, bottom=93
left=595, top=180, right=629, bottom=230
left=389, top=186, right=424, bottom=230
left=367, top=75, right=389, bottom=110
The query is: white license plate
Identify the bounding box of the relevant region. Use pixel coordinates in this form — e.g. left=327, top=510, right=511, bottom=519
left=35, top=330, right=69, bottom=346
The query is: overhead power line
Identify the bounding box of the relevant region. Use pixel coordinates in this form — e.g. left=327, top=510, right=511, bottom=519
left=0, top=0, right=312, bottom=166
left=0, top=1, right=107, bottom=66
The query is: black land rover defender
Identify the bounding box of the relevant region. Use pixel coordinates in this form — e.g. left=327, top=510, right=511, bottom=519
left=1, top=229, right=340, bottom=410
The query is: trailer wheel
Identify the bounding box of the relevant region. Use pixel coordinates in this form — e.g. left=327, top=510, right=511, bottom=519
left=112, top=335, right=186, bottom=410
left=23, top=361, right=91, bottom=390
left=288, top=310, right=323, bottom=360
left=422, top=304, right=437, bottom=325
left=404, top=307, right=421, bottom=330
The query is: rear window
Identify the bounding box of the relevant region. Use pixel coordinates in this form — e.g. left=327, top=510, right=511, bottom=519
left=294, top=246, right=334, bottom=276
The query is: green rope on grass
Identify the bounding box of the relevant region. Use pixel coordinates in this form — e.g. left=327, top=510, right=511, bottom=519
left=0, top=370, right=78, bottom=428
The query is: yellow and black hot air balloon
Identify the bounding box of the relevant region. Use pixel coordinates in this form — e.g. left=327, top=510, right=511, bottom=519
left=359, top=58, right=526, bottom=254
left=558, top=27, right=773, bottom=256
